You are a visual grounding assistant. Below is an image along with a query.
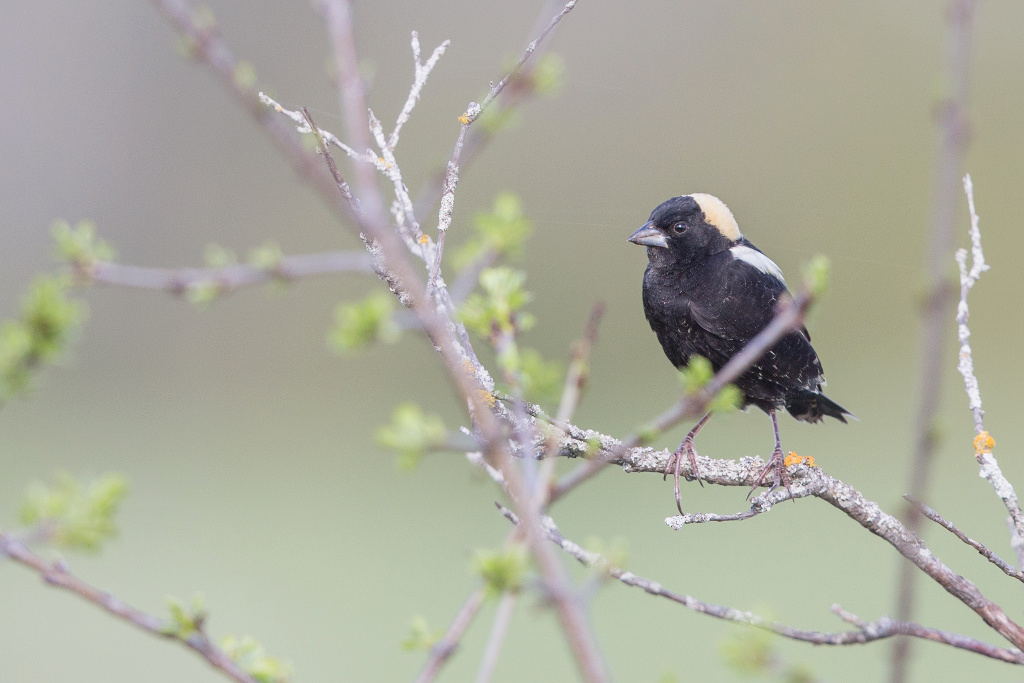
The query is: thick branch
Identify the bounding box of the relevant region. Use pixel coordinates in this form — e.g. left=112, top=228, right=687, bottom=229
left=0, top=533, right=259, bottom=683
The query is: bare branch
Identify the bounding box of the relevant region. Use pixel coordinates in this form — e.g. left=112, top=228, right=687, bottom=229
left=955, top=176, right=1023, bottom=551
left=427, top=0, right=580, bottom=292
left=413, top=587, right=488, bottom=683
left=905, top=495, right=1024, bottom=584
left=474, top=591, right=519, bottom=683
left=496, top=504, right=1024, bottom=665
left=892, top=1, right=976, bottom=678
left=0, top=533, right=260, bottom=683
left=470, top=0, right=578, bottom=122
left=81, top=250, right=373, bottom=294
left=390, top=33, right=451, bottom=150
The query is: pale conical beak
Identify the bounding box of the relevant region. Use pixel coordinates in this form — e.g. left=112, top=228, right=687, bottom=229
left=628, top=221, right=668, bottom=248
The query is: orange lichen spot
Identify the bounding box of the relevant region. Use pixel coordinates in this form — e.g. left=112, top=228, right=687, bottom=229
left=458, top=113, right=472, bottom=125
left=418, top=234, right=430, bottom=245
left=783, top=452, right=803, bottom=467
left=974, top=430, right=995, bottom=455
left=803, top=455, right=816, bottom=467
left=478, top=389, right=497, bottom=408
left=462, top=359, right=476, bottom=375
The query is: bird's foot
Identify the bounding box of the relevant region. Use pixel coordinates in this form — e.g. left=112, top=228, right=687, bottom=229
left=746, top=446, right=794, bottom=501
left=664, top=437, right=702, bottom=515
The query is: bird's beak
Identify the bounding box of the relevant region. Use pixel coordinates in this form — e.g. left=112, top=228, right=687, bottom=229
left=628, top=221, right=668, bottom=248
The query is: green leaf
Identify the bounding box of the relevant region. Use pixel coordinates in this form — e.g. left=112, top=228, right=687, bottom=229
left=221, top=635, right=291, bottom=683
left=0, top=275, right=84, bottom=399
left=203, top=243, right=237, bottom=268
left=400, top=615, right=443, bottom=652
left=720, top=628, right=773, bottom=675
left=454, top=193, right=533, bottom=269
left=18, top=472, right=128, bottom=552
left=709, top=384, right=743, bottom=413
left=802, top=254, right=830, bottom=297
left=162, top=594, right=207, bottom=638
left=376, top=404, right=447, bottom=470
left=247, top=241, right=284, bottom=270
left=52, top=220, right=115, bottom=265
left=528, top=53, right=566, bottom=96
left=678, top=356, right=713, bottom=394
left=329, top=292, right=400, bottom=353
left=459, top=267, right=533, bottom=337
left=516, top=348, right=563, bottom=406
left=472, top=546, right=528, bottom=597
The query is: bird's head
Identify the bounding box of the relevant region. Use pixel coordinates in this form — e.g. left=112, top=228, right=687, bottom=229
left=628, top=194, right=741, bottom=263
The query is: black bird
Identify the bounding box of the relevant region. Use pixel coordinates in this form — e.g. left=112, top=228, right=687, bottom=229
left=628, top=194, right=850, bottom=510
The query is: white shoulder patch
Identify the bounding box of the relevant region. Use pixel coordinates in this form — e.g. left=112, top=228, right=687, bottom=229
left=690, top=193, right=742, bottom=240
left=730, top=245, right=786, bottom=284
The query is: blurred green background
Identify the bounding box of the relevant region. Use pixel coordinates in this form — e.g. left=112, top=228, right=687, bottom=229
left=2, top=1, right=1024, bottom=681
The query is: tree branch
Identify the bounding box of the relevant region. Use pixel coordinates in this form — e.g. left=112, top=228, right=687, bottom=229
left=0, top=532, right=260, bottom=683
left=905, top=494, right=1024, bottom=584
left=892, top=1, right=976, bottom=678
left=413, top=586, right=488, bottom=683
left=81, top=250, right=373, bottom=294
left=542, top=431, right=1024, bottom=650
left=495, top=504, right=1024, bottom=665
left=955, top=174, right=1024, bottom=560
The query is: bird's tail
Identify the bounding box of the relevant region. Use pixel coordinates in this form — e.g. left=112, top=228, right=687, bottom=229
left=786, top=390, right=853, bottom=424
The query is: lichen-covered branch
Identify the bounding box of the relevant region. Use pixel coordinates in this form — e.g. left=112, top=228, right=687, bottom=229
left=496, top=504, right=1024, bottom=665
left=955, top=174, right=1024, bottom=556
left=0, top=532, right=260, bottom=683
left=542, top=430, right=1024, bottom=650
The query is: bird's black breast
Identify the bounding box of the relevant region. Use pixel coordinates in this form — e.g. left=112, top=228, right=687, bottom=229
left=641, top=248, right=825, bottom=411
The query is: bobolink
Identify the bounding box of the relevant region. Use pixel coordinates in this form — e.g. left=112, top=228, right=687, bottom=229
left=628, top=194, right=850, bottom=511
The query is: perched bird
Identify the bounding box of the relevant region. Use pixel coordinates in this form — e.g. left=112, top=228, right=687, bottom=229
left=628, top=194, right=850, bottom=511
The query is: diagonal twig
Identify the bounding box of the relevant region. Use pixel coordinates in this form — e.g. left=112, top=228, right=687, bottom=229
left=547, top=290, right=813, bottom=505
left=0, top=532, right=260, bottom=683
left=905, top=494, right=1024, bottom=584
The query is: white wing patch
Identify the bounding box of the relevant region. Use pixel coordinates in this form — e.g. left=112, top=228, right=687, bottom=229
left=730, top=245, right=786, bottom=284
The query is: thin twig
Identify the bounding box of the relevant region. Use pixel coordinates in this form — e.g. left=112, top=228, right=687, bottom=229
left=904, top=494, right=1024, bottom=584
left=892, top=1, right=976, bottom=680
left=474, top=591, right=519, bottom=683
left=81, top=251, right=373, bottom=294
left=390, top=32, right=451, bottom=150
left=956, top=175, right=1024, bottom=561
left=495, top=504, right=1024, bottom=665
left=548, top=290, right=813, bottom=505
left=0, top=533, right=259, bottom=683
left=302, top=107, right=358, bottom=211
left=426, top=0, right=580, bottom=293
left=412, top=587, right=488, bottom=683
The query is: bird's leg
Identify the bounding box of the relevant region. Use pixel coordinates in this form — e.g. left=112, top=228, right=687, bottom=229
left=664, top=411, right=713, bottom=514
left=746, top=409, right=794, bottom=501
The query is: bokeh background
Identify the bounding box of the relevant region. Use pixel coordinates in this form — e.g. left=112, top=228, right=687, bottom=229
left=2, top=1, right=1024, bottom=681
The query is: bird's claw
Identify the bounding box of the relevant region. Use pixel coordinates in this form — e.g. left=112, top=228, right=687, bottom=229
left=746, top=447, right=794, bottom=501
left=664, top=437, right=702, bottom=515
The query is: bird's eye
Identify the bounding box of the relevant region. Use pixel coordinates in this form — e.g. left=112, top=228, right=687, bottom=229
left=672, top=222, right=686, bottom=234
